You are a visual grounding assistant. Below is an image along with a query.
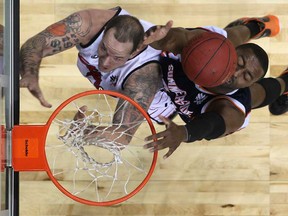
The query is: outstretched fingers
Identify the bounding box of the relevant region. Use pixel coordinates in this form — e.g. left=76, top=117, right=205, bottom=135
left=144, top=130, right=167, bottom=149
left=74, top=105, right=88, bottom=120
left=144, top=115, right=185, bottom=159
left=33, top=90, right=52, bottom=108
left=143, top=20, right=174, bottom=45
left=144, top=116, right=176, bottom=159
left=20, top=76, right=52, bottom=108
left=144, top=133, right=177, bottom=159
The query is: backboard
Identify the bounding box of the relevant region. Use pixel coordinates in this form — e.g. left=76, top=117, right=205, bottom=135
left=1, top=1, right=20, bottom=216
left=0, top=1, right=6, bottom=214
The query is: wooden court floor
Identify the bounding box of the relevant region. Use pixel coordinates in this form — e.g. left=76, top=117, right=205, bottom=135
left=18, top=0, right=288, bottom=215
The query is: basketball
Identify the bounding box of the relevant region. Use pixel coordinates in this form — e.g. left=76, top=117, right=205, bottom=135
left=181, top=31, right=237, bottom=87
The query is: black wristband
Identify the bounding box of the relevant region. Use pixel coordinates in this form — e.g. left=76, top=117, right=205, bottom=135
left=184, top=112, right=226, bottom=143
left=255, top=78, right=281, bottom=109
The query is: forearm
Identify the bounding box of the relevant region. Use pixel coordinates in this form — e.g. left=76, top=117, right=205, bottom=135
left=113, top=63, right=162, bottom=140
left=149, top=27, right=190, bottom=54
left=20, top=34, right=46, bottom=77
left=252, top=72, right=288, bottom=109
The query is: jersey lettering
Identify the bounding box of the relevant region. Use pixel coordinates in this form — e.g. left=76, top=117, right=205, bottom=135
left=78, top=54, right=102, bottom=89
left=167, top=63, right=193, bottom=116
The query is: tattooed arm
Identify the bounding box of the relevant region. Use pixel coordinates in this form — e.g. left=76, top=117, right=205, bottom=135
left=19, top=9, right=116, bottom=107
left=76, top=63, right=162, bottom=145
left=113, top=63, right=162, bottom=143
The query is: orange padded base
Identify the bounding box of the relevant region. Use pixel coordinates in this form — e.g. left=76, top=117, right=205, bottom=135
left=12, top=125, right=47, bottom=171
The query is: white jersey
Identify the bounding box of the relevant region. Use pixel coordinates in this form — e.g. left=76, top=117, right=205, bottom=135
left=76, top=7, right=174, bottom=122
left=76, top=7, right=160, bottom=90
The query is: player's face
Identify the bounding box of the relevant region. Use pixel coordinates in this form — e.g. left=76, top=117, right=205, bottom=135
left=221, top=48, right=265, bottom=89
left=98, top=28, right=134, bottom=72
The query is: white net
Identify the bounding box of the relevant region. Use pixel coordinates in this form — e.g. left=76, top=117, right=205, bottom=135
left=45, top=92, right=156, bottom=204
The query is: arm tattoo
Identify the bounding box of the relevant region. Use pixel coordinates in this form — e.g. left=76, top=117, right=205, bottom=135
left=44, top=12, right=92, bottom=54
left=20, top=11, right=93, bottom=75
left=113, top=63, right=162, bottom=136
left=20, top=33, right=47, bottom=76
left=65, top=13, right=92, bottom=37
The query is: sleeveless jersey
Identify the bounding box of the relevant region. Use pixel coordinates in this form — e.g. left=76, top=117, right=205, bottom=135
left=76, top=7, right=175, bottom=122
left=160, top=54, right=251, bottom=130
left=76, top=7, right=161, bottom=91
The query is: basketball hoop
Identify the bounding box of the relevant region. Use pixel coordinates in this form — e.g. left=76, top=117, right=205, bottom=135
left=12, top=90, right=158, bottom=206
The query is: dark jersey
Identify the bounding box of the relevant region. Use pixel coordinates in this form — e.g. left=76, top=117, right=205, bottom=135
left=160, top=53, right=252, bottom=129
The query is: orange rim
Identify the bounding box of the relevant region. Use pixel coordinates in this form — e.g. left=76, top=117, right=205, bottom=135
left=14, top=90, right=157, bottom=206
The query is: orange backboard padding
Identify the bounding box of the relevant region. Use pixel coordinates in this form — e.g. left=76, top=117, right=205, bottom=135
left=12, top=125, right=48, bottom=171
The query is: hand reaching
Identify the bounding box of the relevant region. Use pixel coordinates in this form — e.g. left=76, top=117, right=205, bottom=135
left=143, top=20, right=173, bottom=46
left=59, top=105, right=89, bottom=141
left=144, top=115, right=187, bottom=159
left=20, top=73, right=52, bottom=108
left=73, top=105, right=88, bottom=121
left=71, top=106, right=130, bottom=146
